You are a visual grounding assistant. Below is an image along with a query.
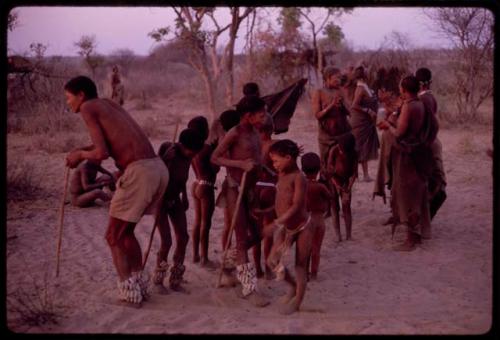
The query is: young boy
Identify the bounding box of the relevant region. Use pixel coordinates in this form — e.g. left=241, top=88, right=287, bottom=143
left=300, top=152, right=332, bottom=280
left=153, top=128, right=204, bottom=293
left=69, top=159, right=116, bottom=207
left=252, top=113, right=278, bottom=279
left=188, top=116, right=220, bottom=267
left=326, top=133, right=358, bottom=241
left=214, top=109, right=241, bottom=251
left=211, top=95, right=269, bottom=307
left=264, top=139, right=313, bottom=315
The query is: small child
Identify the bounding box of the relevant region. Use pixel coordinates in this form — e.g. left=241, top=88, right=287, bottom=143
left=326, top=132, right=358, bottom=241
left=188, top=116, right=220, bottom=267
left=153, top=128, right=204, bottom=294
left=300, top=152, right=332, bottom=280
left=69, top=159, right=115, bottom=207
left=264, top=139, right=313, bottom=315
left=252, top=113, right=278, bottom=279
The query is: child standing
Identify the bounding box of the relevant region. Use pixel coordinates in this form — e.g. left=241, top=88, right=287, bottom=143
left=264, top=139, right=313, bottom=315
left=300, top=152, right=332, bottom=280
left=188, top=116, right=220, bottom=267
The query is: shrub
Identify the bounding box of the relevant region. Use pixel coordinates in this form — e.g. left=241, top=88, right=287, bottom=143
left=7, top=158, right=42, bottom=201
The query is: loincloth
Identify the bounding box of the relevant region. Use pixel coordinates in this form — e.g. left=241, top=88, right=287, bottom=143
left=269, top=214, right=312, bottom=280
left=109, top=157, right=169, bottom=224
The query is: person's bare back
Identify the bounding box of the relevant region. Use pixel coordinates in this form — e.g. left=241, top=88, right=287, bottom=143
left=76, top=98, right=156, bottom=171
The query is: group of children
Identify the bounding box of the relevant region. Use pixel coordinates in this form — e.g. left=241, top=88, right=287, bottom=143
left=68, top=81, right=357, bottom=314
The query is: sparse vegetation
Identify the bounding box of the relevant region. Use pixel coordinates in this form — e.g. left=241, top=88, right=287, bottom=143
left=7, top=271, right=65, bottom=330
left=7, top=158, right=42, bottom=201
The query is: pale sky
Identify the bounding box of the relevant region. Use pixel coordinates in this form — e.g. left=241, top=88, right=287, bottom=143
left=7, top=6, right=452, bottom=57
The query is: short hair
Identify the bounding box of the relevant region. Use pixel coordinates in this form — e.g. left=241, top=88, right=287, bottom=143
left=322, top=66, right=341, bottom=82
left=400, top=75, right=420, bottom=95
left=415, top=68, right=432, bottom=84
left=187, top=116, right=209, bottom=141
left=300, top=152, right=321, bottom=174
left=353, top=66, right=366, bottom=80
left=219, top=110, right=240, bottom=132
left=236, top=96, right=266, bottom=116
left=243, top=82, right=260, bottom=97
left=259, top=113, right=274, bottom=134
left=64, top=76, right=98, bottom=100
left=179, top=128, right=204, bottom=152
left=269, top=139, right=300, bottom=159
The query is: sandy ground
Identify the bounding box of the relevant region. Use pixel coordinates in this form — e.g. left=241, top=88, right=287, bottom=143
left=6, top=99, right=493, bottom=334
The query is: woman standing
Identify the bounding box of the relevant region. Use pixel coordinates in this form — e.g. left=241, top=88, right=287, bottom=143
left=350, top=66, right=380, bottom=182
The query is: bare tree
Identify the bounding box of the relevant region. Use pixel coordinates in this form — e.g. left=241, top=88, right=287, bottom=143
left=295, top=7, right=352, bottom=78
left=8, top=10, right=19, bottom=32
left=109, top=48, right=136, bottom=75
left=424, top=8, right=493, bottom=120
left=149, top=7, right=255, bottom=120
left=74, top=35, right=103, bottom=78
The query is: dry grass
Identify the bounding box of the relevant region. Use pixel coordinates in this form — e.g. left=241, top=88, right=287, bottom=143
left=7, top=271, right=65, bottom=330
left=31, top=132, right=90, bottom=154
left=7, top=158, right=42, bottom=201
left=457, top=134, right=476, bottom=155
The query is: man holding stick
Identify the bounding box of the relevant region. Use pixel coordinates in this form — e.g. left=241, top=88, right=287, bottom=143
left=211, top=95, right=269, bottom=307
left=64, top=76, right=169, bottom=307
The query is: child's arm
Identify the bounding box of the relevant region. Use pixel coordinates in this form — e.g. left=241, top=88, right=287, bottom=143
left=81, top=169, right=106, bottom=191
left=211, top=129, right=256, bottom=172
left=274, top=174, right=307, bottom=226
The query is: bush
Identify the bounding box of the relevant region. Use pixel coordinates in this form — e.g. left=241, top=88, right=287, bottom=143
left=32, top=133, right=89, bottom=154
left=7, top=158, right=42, bottom=201
left=7, top=271, right=65, bottom=330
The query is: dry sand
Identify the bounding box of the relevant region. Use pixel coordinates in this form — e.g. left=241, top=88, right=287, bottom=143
left=6, top=100, right=493, bottom=334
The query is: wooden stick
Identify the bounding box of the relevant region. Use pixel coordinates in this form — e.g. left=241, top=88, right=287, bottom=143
left=55, top=166, right=70, bottom=277
left=216, top=171, right=248, bottom=288
left=142, top=120, right=180, bottom=270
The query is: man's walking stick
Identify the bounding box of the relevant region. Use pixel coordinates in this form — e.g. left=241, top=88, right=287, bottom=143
left=216, top=171, right=248, bottom=288
left=142, top=120, right=180, bottom=269
left=55, top=166, right=70, bottom=277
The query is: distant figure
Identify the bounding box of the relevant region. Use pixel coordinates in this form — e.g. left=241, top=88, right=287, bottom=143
left=350, top=66, right=380, bottom=182
left=416, top=67, right=446, bottom=224
left=377, top=76, right=437, bottom=251
left=188, top=116, right=220, bottom=267
left=111, top=65, right=125, bottom=106
left=301, top=152, right=331, bottom=280
left=326, top=132, right=358, bottom=241
left=69, top=160, right=115, bottom=207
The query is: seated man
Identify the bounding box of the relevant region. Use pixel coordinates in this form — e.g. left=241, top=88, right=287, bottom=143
left=69, top=159, right=115, bottom=207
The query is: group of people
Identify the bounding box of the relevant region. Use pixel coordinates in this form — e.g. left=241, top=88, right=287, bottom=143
left=63, top=63, right=446, bottom=314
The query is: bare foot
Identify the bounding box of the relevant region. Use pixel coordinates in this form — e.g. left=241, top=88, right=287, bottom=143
left=279, top=287, right=295, bottom=304
left=193, top=255, right=200, bottom=263
left=247, top=291, right=270, bottom=307
left=279, top=297, right=299, bottom=315
left=153, top=284, right=169, bottom=295
left=220, top=271, right=238, bottom=287
left=264, top=269, right=275, bottom=280
left=393, top=240, right=417, bottom=251
left=200, top=258, right=218, bottom=270
left=170, top=284, right=191, bottom=294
